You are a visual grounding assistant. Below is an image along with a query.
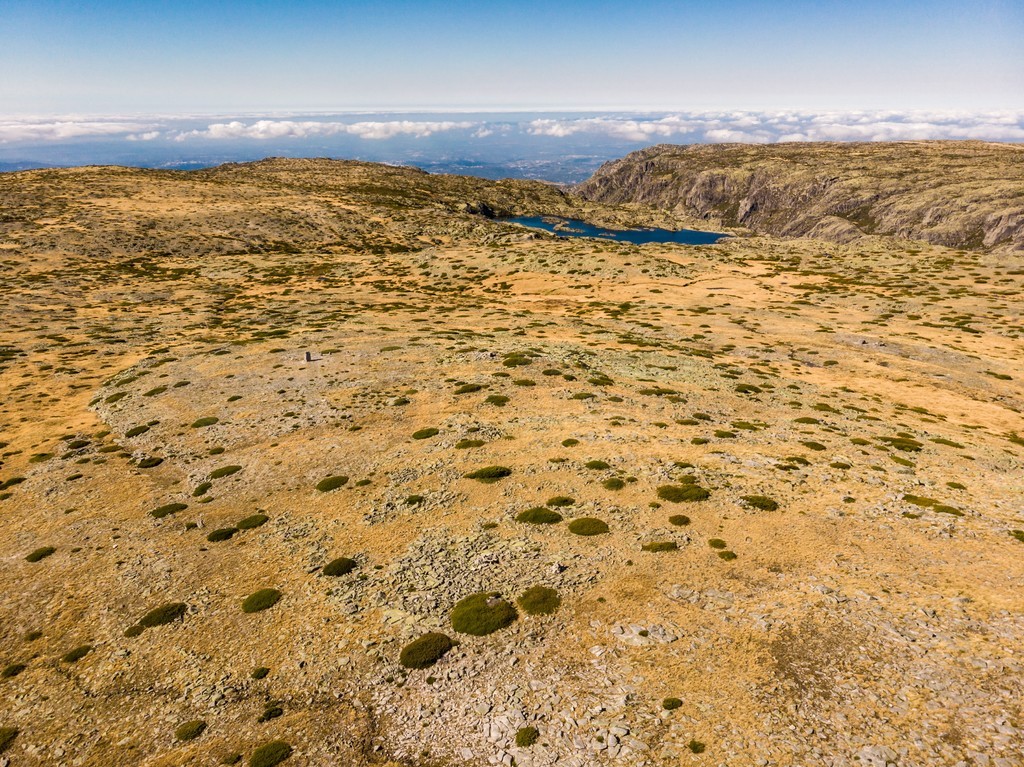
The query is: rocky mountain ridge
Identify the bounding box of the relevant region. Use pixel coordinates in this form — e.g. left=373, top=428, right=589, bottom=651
left=576, top=141, right=1024, bottom=251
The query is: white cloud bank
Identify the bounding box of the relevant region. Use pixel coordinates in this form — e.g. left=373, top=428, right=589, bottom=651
left=527, top=110, right=1024, bottom=143
left=173, top=119, right=476, bottom=141
left=1, top=111, right=1022, bottom=146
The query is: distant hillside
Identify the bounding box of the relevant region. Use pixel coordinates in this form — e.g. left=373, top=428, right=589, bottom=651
left=577, top=141, right=1024, bottom=251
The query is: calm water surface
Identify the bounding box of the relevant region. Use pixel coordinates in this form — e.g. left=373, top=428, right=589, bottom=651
left=507, top=216, right=726, bottom=245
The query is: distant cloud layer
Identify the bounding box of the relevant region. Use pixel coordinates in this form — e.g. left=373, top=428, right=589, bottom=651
left=2, top=111, right=1023, bottom=145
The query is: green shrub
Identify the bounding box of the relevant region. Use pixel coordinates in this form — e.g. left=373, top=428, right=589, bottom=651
left=1, top=663, right=26, bottom=678
left=513, top=379, right=535, bottom=386
left=242, top=589, right=282, bottom=613
left=708, top=538, right=727, bottom=549
left=406, top=494, right=424, bottom=505
left=735, top=383, right=761, bottom=394
left=515, top=507, right=562, bottom=524
left=221, top=752, right=242, bottom=765
left=668, top=514, right=690, bottom=526
left=323, top=557, right=357, bottom=576
left=210, top=465, right=241, bottom=479
left=252, top=666, right=270, bottom=679
left=717, top=550, right=738, bottom=561
left=191, top=417, right=219, bottom=428
left=192, top=482, right=212, bottom=497
left=571, top=392, right=595, bottom=400
left=249, top=740, right=293, bottom=767
left=125, top=425, right=150, bottom=437
left=517, top=586, right=561, bottom=615
left=546, top=495, right=574, bottom=507
left=138, top=457, right=164, bottom=468
left=464, top=465, right=512, bottom=482
left=584, top=460, right=610, bottom=470
left=315, top=475, right=349, bottom=492
left=454, top=383, right=483, bottom=394
left=237, top=513, right=269, bottom=529
left=688, top=739, right=706, bottom=754
left=0, top=727, right=19, bottom=754
left=123, top=625, right=144, bottom=638
left=485, top=395, right=510, bottom=406
left=257, top=706, right=283, bottom=723
left=138, top=602, right=187, bottom=629
left=642, top=541, right=678, bottom=552
left=450, top=592, right=517, bottom=635
left=1010, top=530, right=1024, bottom=543
left=412, top=428, right=439, bottom=440
left=800, top=441, right=826, bottom=451
left=741, top=495, right=778, bottom=511
left=175, top=720, right=207, bottom=741
left=878, top=436, right=923, bottom=452
left=455, top=439, right=485, bottom=449
left=829, top=462, right=851, bottom=469
left=602, top=477, right=625, bottom=490
left=657, top=484, right=710, bottom=503
left=662, top=697, right=683, bottom=710
left=568, top=517, right=609, bottom=536
left=207, top=527, right=238, bottom=542
left=25, top=546, right=56, bottom=562
left=515, top=726, right=540, bottom=747
left=399, top=632, right=454, bottom=669
left=150, top=502, right=187, bottom=519
left=561, top=438, right=579, bottom=447
left=62, top=644, right=92, bottom=663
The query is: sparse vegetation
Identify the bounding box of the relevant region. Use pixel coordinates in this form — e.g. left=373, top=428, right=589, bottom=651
left=657, top=484, right=710, bottom=503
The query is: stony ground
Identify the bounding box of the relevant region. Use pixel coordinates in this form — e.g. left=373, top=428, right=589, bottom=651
left=0, top=158, right=1022, bottom=767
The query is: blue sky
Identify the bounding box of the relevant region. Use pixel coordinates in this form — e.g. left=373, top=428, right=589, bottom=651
left=2, top=0, right=1021, bottom=114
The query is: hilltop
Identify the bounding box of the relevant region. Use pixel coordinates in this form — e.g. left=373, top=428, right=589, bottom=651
left=577, top=141, right=1024, bottom=252
left=0, top=154, right=1022, bottom=767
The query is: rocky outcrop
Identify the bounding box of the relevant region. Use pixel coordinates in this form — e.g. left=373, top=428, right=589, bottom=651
left=577, top=141, right=1024, bottom=252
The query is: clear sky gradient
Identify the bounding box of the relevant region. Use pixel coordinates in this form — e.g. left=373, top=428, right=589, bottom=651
left=2, top=0, right=1022, bottom=114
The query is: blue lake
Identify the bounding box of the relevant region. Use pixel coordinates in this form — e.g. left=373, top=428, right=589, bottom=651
left=507, top=216, right=727, bottom=245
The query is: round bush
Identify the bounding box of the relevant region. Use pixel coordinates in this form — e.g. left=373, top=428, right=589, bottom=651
left=25, top=546, right=56, bottom=562
left=315, top=475, right=349, bottom=492
left=464, top=465, right=512, bottom=482
left=209, top=465, right=241, bottom=479
left=237, top=513, right=269, bottom=530
left=175, top=719, right=207, bottom=741
left=249, top=740, right=292, bottom=767
left=662, top=697, right=683, bottom=710
left=412, top=428, right=439, bottom=440
left=741, top=495, right=779, bottom=511
left=150, top=502, right=187, bottom=519
left=451, top=592, right=517, bottom=635
left=515, top=726, right=540, bottom=747
left=139, top=602, right=187, bottom=628
left=191, top=417, right=219, bottom=428
left=517, top=586, right=560, bottom=616
left=602, top=477, right=626, bottom=491
left=399, top=632, right=454, bottom=669
left=251, top=666, right=270, bottom=679
left=0, top=727, right=19, bottom=754
left=322, top=557, right=357, bottom=576
left=545, top=495, right=574, bottom=507
left=641, top=541, right=678, bottom=552
left=138, top=456, right=164, bottom=468
left=584, top=460, right=610, bottom=470
left=62, top=644, right=92, bottom=663
left=1, top=663, right=26, bottom=678
left=708, top=538, right=727, bottom=549
left=668, top=514, right=690, bottom=526
left=568, top=517, right=609, bottom=536
left=242, top=589, right=282, bottom=614
left=515, top=507, right=562, bottom=524
left=207, top=527, right=238, bottom=542
left=657, top=484, right=710, bottom=503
